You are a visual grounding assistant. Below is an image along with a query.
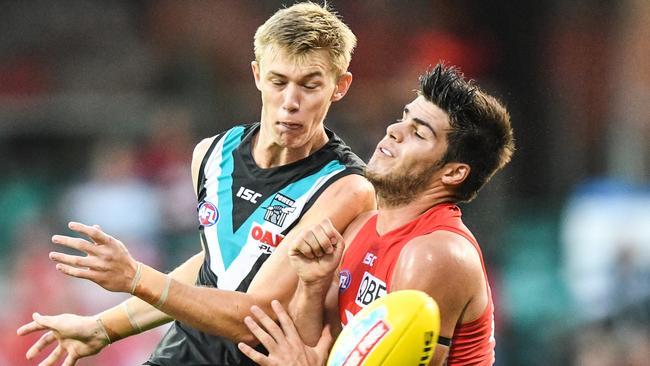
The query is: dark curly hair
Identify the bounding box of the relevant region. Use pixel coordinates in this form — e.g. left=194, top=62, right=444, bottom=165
left=418, top=63, right=515, bottom=202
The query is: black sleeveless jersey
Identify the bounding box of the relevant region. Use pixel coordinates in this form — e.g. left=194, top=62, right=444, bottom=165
left=146, top=123, right=365, bottom=365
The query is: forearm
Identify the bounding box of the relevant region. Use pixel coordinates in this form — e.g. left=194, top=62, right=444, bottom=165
left=98, top=251, right=203, bottom=342
left=323, top=278, right=343, bottom=338
left=289, top=278, right=332, bottom=347
left=133, top=264, right=275, bottom=344
left=429, top=345, right=449, bottom=366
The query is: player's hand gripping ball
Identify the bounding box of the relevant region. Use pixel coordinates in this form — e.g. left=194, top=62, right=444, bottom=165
left=327, top=290, right=440, bottom=366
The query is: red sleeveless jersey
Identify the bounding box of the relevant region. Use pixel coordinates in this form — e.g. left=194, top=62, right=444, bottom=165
left=338, top=203, right=495, bottom=365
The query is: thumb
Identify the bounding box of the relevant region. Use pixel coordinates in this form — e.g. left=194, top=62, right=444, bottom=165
left=332, top=234, right=345, bottom=262
left=315, top=324, right=334, bottom=356
left=321, top=219, right=345, bottom=258
left=33, top=312, right=57, bottom=328
left=331, top=227, right=344, bottom=246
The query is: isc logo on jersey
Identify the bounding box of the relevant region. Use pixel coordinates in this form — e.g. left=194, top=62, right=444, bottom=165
left=236, top=186, right=262, bottom=204
left=249, top=223, right=284, bottom=254
left=362, top=252, right=377, bottom=267
left=355, top=272, right=387, bottom=308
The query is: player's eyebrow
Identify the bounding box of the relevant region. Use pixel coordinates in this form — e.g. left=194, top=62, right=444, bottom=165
left=301, top=71, right=324, bottom=79
left=404, top=107, right=437, bottom=137
left=268, top=71, right=324, bottom=80
left=268, top=71, right=287, bottom=79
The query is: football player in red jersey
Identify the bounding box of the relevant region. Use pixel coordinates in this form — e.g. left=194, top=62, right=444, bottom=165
left=241, top=64, right=515, bottom=366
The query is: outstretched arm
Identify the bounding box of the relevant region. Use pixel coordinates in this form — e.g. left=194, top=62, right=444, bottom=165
left=49, top=174, right=375, bottom=344
left=16, top=136, right=214, bottom=366
left=16, top=251, right=203, bottom=366
left=96, top=135, right=214, bottom=340
left=95, top=250, right=204, bottom=341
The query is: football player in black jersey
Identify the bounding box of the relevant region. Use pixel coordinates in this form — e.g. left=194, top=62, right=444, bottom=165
left=18, top=3, right=375, bottom=366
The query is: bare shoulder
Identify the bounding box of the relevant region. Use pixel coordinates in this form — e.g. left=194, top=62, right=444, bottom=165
left=190, top=136, right=217, bottom=195
left=392, top=230, right=483, bottom=296
left=192, top=136, right=216, bottom=167
left=391, top=230, right=487, bottom=337
left=321, top=174, right=375, bottom=206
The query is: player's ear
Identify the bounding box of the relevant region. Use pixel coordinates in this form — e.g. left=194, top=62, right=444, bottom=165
left=331, top=72, right=352, bottom=102
left=441, top=163, right=470, bottom=186
left=251, top=61, right=262, bottom=91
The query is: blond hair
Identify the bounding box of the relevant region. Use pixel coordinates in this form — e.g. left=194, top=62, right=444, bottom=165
left=254, top=2, right=357, bottom=78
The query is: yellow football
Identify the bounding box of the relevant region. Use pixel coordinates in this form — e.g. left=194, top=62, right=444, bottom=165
left=327, top=290, right=440, bottom=366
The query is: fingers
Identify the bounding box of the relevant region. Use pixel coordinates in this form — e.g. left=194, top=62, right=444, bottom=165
left=51, top=235, right=95, bottom=255
left=292, top=225, right=325, bottom=260
left=296, top=235, right=318, bottom=259
left=53, top=263, right=97, bottom=282
left=309, top=226, right=331, bottom=257
left=62, top=354, right=79, bottom=366
left=26, top=331, right=56, bottom=360
left=293, top=219, right=343, bottom=259
left=17, top=320, right=48, bottom=336
left=49, top=252, right=95, bottom=270
left=312, top=325, right=334, bottom=365
left=330, top=231, right=345, bottom=263
left=318, top=219, right=345, bottom=265
left=270, top=300, right=300, bottom=340
left=237, top=342, right=271, bottom=366
left=318, top=219, right=344, bottom=252
left=250, top=305, right=285, bottom=344
left=32, top=313, right=66, bottom=333
left=38, top=344, right=64, bottom=366
left=320, top=218, right=344, bottom=248
left=316, top=324, right=334, bottom=354
left=68, top=222, right=112, bottom=245
left=243, top=315, right=276, bottom=350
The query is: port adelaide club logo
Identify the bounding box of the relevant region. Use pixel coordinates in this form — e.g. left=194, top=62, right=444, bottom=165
left=263, top=193, right=296, bottom=227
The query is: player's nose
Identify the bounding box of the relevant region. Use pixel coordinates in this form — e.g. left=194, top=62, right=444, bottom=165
left=281, top=84, right=300, bottom=112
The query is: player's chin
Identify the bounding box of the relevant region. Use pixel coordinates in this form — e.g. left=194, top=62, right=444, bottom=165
left=277, top=135, right=308, bottom=149
left=365, top=160, right=391, bottom=177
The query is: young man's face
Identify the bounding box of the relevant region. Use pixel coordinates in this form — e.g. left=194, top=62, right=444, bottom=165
left=366, top=95, right=451, bottom=201
left=252, top=48, right=350, bottom=149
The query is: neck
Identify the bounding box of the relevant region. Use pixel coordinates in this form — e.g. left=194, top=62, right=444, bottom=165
left=375, top=188, right=456, bottom=235
left=252, top=126, right=328, bottom=168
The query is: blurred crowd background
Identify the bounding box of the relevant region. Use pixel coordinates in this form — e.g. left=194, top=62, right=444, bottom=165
left=1, top=1, right=649, bottom=365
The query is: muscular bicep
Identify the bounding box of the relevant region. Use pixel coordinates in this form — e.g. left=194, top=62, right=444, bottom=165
left=390, top=232, right=480, bottom=363
left=308, top=173, right=376, bottom=231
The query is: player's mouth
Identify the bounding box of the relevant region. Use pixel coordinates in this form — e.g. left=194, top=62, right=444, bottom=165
left=277, top=121, right=303, bottom=131
left=377, top=146, right=394, bottom=157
